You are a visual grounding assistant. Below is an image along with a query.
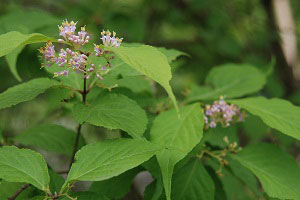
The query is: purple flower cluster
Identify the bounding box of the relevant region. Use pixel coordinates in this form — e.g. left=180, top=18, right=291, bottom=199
left=53, top=48, right=88, bottom=76
left=39, top=20, right=123, bottom=80
left=100, top=30, right=123, bottom=47
left=93, top=30, right=122, bottom=58
left=39, top=42, right=56, bottom=67
left=203, top=96, right=245, bottom=129
left=58, top=20, right=89, bottom=47
left=90, top=30, right=122, bottom=79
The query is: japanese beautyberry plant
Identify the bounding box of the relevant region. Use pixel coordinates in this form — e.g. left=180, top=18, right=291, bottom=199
left=0, top=19, right=300, bottom=200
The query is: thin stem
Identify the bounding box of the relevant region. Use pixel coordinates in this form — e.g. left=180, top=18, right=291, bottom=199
left=8, top=184, right=30, bottom=200
left=82, top=74, right=87, bottom=103
left=68, top=73, right=87, bottom=172
left=68, top=124, right=82, bottom=170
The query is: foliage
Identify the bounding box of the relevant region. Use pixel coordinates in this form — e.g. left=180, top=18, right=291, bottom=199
left=0, top=1, right=300, bottom=200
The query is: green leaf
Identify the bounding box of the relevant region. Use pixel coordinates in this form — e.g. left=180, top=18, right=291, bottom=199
left=5, top=45, right=25, bottom=81
left=203, top=126, right=238, bottom=148
left=98, top=75, right=154, bottom=108
left=120, top=43, right=187, bottom=64
left=109, top=88, right=154, bottom=108
left=231, top=143, right=300, bottom=199
left=2, top=26, right=29, bottom=82
left=109, top=45, right=178, bottom=112
left=0, top=78, right=60, bottom=110
left=144, top=176, right=165, bottom=200
left=155, top=150, right=174, bottom=200
left=0, top=31, right=57, bottom=57
left=221, top=169, right=253, bottom=200
left=0, top=6, right=59, bottom=34
left=171, top=159, right=215, bottom=200
left=0, top=128, right=3, bottom=144
left=90, top=54, right=141, bottom=78
left=186, top=86, right=213, bottom=103
left=150, top=104, right=204, bottom=200
left=150, top=104, right=204, bottom=153
left=206, top=159, right=252, bottom=200
left=62, top=138, right=160, bottom=190
left=100, top=75, right=152, bottom=95
left=205, top=166, right=227, bottom=200
left=230, top=97, right=300, bottom=140
left=142, top=157, right=162, bottom=179
left=14, top=124, right=85, bottom=157
left=157, top=47, right=188, bottom=63
left=44, top=64, right=84, bottom=90
left=241, top=114, right=270, bottom=143
left=0, top=181, right=24, bottom=199
left=73, top=93, right=147, bottom=138
left=114, top=76, right=153, bottom=94
left=187, top=64, right=266, bottom=102
left=49, top=169, right=64, bottom=194
left=227, top=157, right=262, bottom=197
left=0, top=146, right=50, bottom=191
left=144, top=181, right=166, bottom=200
left=90, top=167, right=140, bottom=199
left=45, top=87, right=74, bottom=112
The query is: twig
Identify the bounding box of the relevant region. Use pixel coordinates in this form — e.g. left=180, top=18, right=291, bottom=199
left=68, top=124, right=82, bottom=170
left=82, top=75, right=87, bottom=103
left=68, top=72, right=87, bottom=172
left=8, top=184, right=30, bottom=200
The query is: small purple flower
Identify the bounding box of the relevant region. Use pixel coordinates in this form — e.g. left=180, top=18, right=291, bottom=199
left=211, top=105, right=219, bottom=113
left=219, top=96, right=226, bottom=105
left=87, top=67, right=94, bottom=72
left=209, top=121, right=217, bottom=128
left=204, top=115, right=208, bottom=124
left=69, top=53, right=87, bottom=70
left=55, top=49, right=68, bottom=67
left=94, top=44, right=103, bottom=56
left=205, top=109, right=212, bottom=116
left=54, top=70, right=69, bottom=77
left=100, top=66, right=107, bottom=70
left=63, top=70, right=69, bottom=76
left=39, top=42, right=56, bottom=65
